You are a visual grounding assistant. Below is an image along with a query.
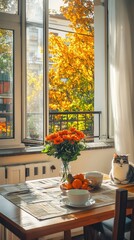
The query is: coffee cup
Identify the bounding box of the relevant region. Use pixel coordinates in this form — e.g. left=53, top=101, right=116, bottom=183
left=67, top=189, right=90, bottom=205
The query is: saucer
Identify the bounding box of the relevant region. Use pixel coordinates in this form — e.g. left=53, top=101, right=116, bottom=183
left=63, top=198, right=95, bottom=208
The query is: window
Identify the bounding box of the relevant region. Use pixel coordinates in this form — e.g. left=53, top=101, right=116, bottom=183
left=0, top=0, right=110, bottom=150
left=0, top=0, right=22, bottom=149
left=25, top=0, right=44, bottom=142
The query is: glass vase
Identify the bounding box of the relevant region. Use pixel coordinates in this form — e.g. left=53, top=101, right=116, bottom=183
left=60, top=160, right=71, bottom=184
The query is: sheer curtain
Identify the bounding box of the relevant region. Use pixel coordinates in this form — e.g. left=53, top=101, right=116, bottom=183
left=108, top=0, right=134, bottom=162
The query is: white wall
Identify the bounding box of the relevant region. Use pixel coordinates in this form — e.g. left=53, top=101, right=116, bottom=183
left=71, top=148, right=114, bottom=174
left=0, top=148, right=114, bottom=178
left=49, top=148, right=115, bottom=176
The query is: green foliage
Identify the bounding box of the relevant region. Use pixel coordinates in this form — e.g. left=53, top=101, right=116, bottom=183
left=42, top=128, right=86, bottom=162
left=43, top=140, right=85, bottom=162
left=0, top=29, right=12, bottom=74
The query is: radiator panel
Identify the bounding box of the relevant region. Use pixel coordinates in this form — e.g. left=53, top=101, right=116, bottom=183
left=25, top=162, right=50, bottom=181
left=7, top=165, right=25, bottom=184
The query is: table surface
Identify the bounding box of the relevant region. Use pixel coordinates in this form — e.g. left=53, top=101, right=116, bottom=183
left=0, top=175, right=134, bottom=240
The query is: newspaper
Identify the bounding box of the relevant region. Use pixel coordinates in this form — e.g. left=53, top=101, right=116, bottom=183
left=0, top=178, right=134, bottom=221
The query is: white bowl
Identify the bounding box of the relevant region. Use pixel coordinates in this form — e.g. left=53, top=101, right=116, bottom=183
left=85, top=171, right=103, bottom=188
left=67, top=189, right=90, bottom=206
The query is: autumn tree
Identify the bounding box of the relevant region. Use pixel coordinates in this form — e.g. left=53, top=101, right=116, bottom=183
left=0, top=0, right=18, bottom=75
left=27, top=72, right=43, bottom=113
left=0, top=0, right=17, bottom=13
left=0, top=29, right=12, bottom=75
left=49, top=0, right=94, bottom=112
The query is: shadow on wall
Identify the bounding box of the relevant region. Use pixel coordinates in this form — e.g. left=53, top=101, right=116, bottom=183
left=71, top=148, right=115, bottom=175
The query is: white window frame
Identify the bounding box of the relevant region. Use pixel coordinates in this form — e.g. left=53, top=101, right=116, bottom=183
left=0, top=0, right=113, bottom=150
left=94, top=0, right=114, bottom=142
left=0, top=12, right=24, bottom=149
left=21, top=0, right=49, bottom=145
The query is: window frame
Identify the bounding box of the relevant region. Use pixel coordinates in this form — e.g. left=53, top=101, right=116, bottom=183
left=21, top=0, right=49, bottom=146
left=0, top=10, right=24, bottom=149
left=94, top=0, right=114, bottom=142
left=0, top=0, right=113, bottom=150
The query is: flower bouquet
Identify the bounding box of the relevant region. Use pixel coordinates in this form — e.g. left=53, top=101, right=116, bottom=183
left=42, top=127, right=86, bottom=182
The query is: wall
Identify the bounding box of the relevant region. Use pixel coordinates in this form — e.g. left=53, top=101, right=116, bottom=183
left=0, top=147, right=115, bottom=178
left=71, top=147, right=114, bottom=174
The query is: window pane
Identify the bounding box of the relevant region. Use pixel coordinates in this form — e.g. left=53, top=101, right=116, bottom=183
left=26, top=0, right=43, bottom=141
left=26, top=0, right=43, bottom=23
left=0, top=0, right=18, bottom=14
left=48, top=0, right=95, bottom=139
left=0, top=29, right=14, bottom=138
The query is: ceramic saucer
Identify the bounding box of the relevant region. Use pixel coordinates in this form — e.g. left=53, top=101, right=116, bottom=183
left=63, top=198, right=95, bottom=208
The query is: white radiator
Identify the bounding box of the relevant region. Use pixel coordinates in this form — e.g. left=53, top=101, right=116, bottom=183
left=0, top=161, right=56, bottom=185
left=25, top=162, right=50, bottom=181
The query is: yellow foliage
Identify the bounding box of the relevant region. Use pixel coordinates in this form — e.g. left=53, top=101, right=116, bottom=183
left=27, top=1, right=94, bottom=113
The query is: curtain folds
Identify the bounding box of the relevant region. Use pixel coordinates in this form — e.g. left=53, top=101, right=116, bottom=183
left=108, top=0, right=134, bottom=162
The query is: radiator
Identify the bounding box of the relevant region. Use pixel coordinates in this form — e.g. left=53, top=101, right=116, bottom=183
left=0, top=161, right=58, bottom=240
left=0, top=161, right=58, bottom=185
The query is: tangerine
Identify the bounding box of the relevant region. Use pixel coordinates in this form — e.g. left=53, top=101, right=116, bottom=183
left=83, top=179, right=89, bottom=185
left=72, top=178, right=82, bottom=189
left=73, top=173, right=84, bottom=181
left=81, top=183, right=88, bottom=190
left=65, top=182, right=73, bottom=190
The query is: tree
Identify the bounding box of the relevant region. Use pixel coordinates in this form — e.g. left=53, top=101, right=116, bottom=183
left=27, top=72, right=43, bottom=113
left=0, top=29, right=12, bottom=75
left=61, top=0, right=94, bottom=33
left=0, top=0, right=17, bottom=13
left=0, top=1, right=16, bottom=74
left=49, top=0, right=94, bottom=112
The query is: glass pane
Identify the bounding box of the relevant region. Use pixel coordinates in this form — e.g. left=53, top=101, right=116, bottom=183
left=26, top=24, right=43, bottom=140
left=26, top=0, right=43, bottom=23
left=0, top=29, right=14, bottom=138
left=0, top=0, right=18, bottom=14
left=48, top=0, right=94, bottom=140
left=49, top=0, right=64, bottom=14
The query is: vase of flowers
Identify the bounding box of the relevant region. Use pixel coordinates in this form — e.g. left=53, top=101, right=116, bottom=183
left=42, top=127, right=85, bottom=183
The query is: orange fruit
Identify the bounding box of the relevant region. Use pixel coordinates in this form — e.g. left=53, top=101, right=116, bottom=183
left=81, top=183, right=88, bottom=190
left=83, top=179, right=89, bottom=185
left=72, top=179, right=82, bottom=189
left=74, top=173, right=84, bottom=182
left=61, top=182, right=72, bottom=190
left=65, top=182, right=73, bottom=190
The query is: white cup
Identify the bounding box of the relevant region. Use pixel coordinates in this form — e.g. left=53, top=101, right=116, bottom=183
left=85, top=171, right=103, bottom=188
left=67, top=189, right=90, bottom=205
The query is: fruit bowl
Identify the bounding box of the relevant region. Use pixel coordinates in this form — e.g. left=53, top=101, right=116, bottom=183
left=60, top=173, right=93, bottom=193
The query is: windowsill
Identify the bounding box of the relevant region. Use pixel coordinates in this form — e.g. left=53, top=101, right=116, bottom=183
left=86, top=141, right=114, bottom=149
left=0, top=146, right=44, bottom=157
left=0, top=141, right=114, bottom=157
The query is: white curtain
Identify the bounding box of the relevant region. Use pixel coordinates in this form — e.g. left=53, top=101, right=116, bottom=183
left=108, top=0, right=134, bottom=162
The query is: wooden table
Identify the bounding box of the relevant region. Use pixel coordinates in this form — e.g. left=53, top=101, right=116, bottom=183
left=0, top=177, right=134, bottom=240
